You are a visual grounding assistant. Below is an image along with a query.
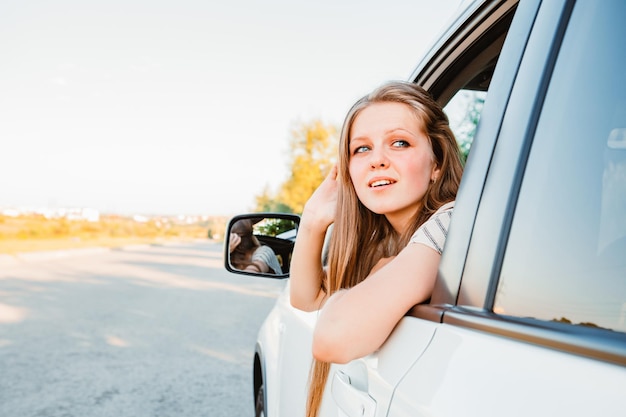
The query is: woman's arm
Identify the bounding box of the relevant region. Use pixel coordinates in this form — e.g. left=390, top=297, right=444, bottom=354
left=311, top=242, right=441, bottom=363
left=245, top=260, right=269, bottom=273
left=251, top=245, right=283, bottom=274
left=290, top=166, right=338, bottom=311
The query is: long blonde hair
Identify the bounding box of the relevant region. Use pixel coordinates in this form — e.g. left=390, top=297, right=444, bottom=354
left=306, top=81, right=464, bottom=417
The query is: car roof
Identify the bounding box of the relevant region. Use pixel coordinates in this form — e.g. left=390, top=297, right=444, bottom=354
left=410, top=0, right=486, bottom=78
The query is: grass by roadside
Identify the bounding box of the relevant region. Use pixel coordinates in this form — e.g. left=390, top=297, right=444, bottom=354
left=0, top=213, right=227, bottom=254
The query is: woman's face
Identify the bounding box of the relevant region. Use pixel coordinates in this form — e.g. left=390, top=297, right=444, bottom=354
left=348, top=102, right=440, bottom=232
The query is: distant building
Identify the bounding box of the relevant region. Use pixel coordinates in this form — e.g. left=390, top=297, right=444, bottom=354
left=0, top=206, right=100, bottom=222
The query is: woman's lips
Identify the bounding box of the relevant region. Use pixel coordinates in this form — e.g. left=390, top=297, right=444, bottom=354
left=368, top=178, right=396, bottom=188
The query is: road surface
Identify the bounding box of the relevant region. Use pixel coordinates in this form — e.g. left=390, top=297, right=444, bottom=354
left=0, top=241, right=286, bottom=417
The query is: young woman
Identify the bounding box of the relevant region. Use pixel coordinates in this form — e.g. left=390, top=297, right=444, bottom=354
left=289, top=81, right=464, bottom=417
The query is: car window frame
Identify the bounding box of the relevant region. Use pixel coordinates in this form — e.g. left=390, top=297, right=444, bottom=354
left=408, top=0, right=540, bottom=320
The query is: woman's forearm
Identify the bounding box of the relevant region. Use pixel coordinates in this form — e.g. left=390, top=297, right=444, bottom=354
left=290, top=165, right=337, bottom=311
left=312, top=244, right=440, bottom=363
left=289, top=217, right=328, bottom=311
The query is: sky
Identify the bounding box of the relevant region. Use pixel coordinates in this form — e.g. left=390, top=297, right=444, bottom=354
left=1, top=0, right=465, bottom=217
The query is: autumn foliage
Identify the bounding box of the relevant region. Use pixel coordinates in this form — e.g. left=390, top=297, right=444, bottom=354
left=255, top=119, right=338, bottom=214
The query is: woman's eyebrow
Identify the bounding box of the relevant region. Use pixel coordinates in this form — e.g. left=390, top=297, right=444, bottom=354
left=349, top=136, right=368, bottom=144
left=350, top=128, right=417, bottom=143
left=385, top=127, right=415, bottom=136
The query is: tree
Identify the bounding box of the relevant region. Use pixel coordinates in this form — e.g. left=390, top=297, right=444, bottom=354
left=279, top=120, right=338, bottom=214
left=254, top=120, right=338, bottom=214
left=454, top=91, right=485, bottom=163
left=254, top=186, right=292, bottom=213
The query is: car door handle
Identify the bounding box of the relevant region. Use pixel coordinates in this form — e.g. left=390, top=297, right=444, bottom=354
left=331, top=370, right=376, bottom=417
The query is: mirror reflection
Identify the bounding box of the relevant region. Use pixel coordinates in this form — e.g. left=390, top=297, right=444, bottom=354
left=225, top=214, right=299, bottom=277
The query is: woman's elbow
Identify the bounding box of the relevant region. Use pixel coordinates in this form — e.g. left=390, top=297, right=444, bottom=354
left=290, top=300, right=317, bottom=312
left=312, top=327, right=354, bottom=364
left=289, top=293, right=318, bottom=312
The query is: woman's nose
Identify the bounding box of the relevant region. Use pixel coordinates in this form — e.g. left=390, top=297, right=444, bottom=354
left=369, top=148, right=389, bottom=168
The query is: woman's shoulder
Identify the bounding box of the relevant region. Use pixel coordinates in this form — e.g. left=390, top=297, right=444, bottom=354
left=426, top=201, right=455, bottom=224
left=253, top=245, right=275, bottom=257
left=409, top=201, right=455, bottom=254
left=434, top=201, right=455, bottom=215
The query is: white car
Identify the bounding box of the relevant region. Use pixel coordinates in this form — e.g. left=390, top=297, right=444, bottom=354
left=225, top=0, right=626, bottom=416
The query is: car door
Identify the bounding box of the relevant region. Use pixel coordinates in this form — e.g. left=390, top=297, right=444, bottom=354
left=390, top=0, right=626, bottom=415
left=319, top=1, right=533, bottom=416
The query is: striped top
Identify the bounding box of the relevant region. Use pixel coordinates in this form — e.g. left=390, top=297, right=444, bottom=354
left=409, top=201, right=455, bottom=254
left=251, top=245, right=283, bottom=275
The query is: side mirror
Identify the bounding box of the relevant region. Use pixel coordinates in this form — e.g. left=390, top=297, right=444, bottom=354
left=224, top=213, right=300, bottom=279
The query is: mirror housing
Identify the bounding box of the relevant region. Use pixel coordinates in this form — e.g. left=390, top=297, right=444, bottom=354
left=224, top=213, right=300, bottom=279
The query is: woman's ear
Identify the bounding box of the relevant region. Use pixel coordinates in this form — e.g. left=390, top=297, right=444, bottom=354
left=431, top=164, right=441, bottom=183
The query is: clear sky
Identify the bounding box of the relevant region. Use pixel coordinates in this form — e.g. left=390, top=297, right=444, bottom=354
left=1, top=0, right=465, bottom=217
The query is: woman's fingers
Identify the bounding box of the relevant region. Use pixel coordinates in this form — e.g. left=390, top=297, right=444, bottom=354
left=327, top=164, right=338, bottom=180
left=229, top=233, right=241, bottom=252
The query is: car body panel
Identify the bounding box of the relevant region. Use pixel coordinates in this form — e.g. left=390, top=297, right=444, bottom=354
left=255, top=282, right=316, bottom=417
left=257, top=286, right=440, bottom=417
left=319, top=317, right=439, bottom=417
left=390, top=323, right=626, bottom=416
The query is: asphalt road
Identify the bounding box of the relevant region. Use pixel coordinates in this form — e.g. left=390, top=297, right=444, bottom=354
left=0, top=241, right=286, bottom=417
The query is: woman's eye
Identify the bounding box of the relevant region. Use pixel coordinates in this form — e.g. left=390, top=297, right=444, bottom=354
left=392, top=140, right=410, bottom=148
left=353, top=145, right=370, bottom=154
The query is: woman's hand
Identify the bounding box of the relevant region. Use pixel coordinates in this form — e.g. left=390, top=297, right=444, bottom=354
left=302, top=165, right=338, bottom=230
left=229, top=233, right=241, bottom=253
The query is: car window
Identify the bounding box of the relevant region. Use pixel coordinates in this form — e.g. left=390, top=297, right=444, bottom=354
left=494, top=0, right=626, bottom=333
left=446, top=89, right=486, bottom=163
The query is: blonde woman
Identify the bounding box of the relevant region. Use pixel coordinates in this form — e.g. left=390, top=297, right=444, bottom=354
left=290, top=81, right=464, bottom=417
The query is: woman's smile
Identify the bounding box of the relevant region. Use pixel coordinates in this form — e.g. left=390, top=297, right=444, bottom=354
left=368, top=177, right=396, bottom=188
